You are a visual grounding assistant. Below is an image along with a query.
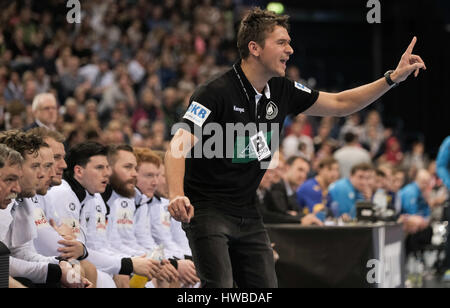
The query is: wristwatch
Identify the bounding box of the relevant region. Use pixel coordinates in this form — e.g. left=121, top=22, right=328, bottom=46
left=384, top=70, right=398, bottom=88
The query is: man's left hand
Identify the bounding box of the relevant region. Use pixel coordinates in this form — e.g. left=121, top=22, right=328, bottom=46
left=391, top=36, right=426, bottom=83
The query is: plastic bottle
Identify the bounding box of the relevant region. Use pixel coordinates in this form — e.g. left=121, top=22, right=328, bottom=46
left=129, top=244, right=165, bottom=288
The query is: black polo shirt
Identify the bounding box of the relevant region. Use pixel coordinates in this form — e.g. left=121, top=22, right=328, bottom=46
left=180, top=61, right=319, bottom=218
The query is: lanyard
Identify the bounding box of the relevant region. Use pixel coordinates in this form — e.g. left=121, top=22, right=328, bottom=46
left=233, top=64, right=251, bottom=104
left=233, top=63, right=263, bottom=120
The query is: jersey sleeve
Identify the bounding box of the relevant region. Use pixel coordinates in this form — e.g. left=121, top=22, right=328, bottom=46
left=400, top=187, right=418, bottom=215
left=9, top=257, right=51, bottom=284
left=9, top=240, right=59, bottom=265
left=134, top=205, right=158, bottom=252
left=180, top=85, right=218, bottom=134
left=170, top=218, right=192, bottom=257
left=149, top=201, right=184, bottom=259
left=284, top=78, right=319, bottom=116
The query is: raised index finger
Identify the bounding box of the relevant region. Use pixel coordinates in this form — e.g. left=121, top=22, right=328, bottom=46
left=405, top=36, right=417, bottom=55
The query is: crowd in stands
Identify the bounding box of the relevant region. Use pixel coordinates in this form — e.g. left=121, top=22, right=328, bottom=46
left=0, top=0, right=448, bottom=288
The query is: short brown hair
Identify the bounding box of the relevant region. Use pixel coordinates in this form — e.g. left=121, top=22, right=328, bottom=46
left=0, top=130, right=47, bottom=158
left=29, top=127, right=65, bottom=143
left=285, top=155, right=309, bottom=167
left=134, top=147, right=161, bottom=168
left=107, top=144, right=134, bottom=165
left=350, top=162, right=374, bottom=175
left=152, top=150, right=166, bottom=164
left=318, top=157, right=338, bottom=169
left=237, top=7, right=290, bottom=59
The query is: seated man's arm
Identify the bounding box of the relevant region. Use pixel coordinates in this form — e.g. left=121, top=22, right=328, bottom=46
left=9, top=276, right=26, bottom=288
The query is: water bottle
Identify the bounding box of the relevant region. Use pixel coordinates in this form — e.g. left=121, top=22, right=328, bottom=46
left=129, top=244, right=165, bottom=288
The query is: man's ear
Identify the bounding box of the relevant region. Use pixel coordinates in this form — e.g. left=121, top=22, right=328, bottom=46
left=248, top=41, right=261, bottom=57
left=73, top=165, right=83, bottom=178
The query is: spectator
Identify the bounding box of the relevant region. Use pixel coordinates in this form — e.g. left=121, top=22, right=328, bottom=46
left=329, top=162, right=374, bottom=219
left=297, top=157, right=340, bottom=218
left=399, top=169, right=432, bottom=227
left=99, top=73, right=136, bottom=121
left=403, top=140, right=429, bottom=179
left=399, top=169, right=434, bottom=258
left=435, top=136, right=450, bottom=281
left=34, top=67, right=51, bottom=94
left=339, top=113, right=364, bottom=143
left=371, top=168, right=390, bottom=213
left=379, top=135, right=404, bottom=166
left=264, top=156, right=309, bottom=220
left=436, top=136, right=450, bottom=190
left=333, top=132, right=371, bottom=179
left=59, top=56, right=91, bottom=101
left=25, top=93, right=58, bottom=131
left=282, top=114, right=314, bottom=161
left=390, top=167, right=406, bottom=216
left=361, top=110, right=384, bottom=146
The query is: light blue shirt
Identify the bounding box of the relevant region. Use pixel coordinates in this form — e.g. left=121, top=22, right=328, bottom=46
left=400, top=182, right=430, bottom=217
left=329, top=178, right=365, bottom=218
left=436, top=136, right=450, bottom=189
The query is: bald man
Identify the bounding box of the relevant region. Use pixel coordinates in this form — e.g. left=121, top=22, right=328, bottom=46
left=400, top=169, right=431, bottom=218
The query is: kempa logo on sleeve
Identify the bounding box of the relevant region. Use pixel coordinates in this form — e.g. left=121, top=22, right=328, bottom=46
left=183, top=101, right=211, bottom=127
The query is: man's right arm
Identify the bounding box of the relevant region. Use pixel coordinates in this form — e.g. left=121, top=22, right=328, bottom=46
left=165, top=128, right=198, bottom=223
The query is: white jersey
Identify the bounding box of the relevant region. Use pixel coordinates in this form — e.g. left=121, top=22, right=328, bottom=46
left=134, top=189, right=158, bottom=253
left=44, top=179, right=85, bottom=242
left=105, top=190, right=145, bottom=256
left=9, top=257, right=50, bottom=284
left=0, top=202, right=13, bottom=241
left=4, top=198, right=59, bottom=265
left=170, top=218, right=192, bottom=257
left=31, top=194, right=67, bottom=257
left=147, top=196, right=185, bottom=259
left=1, top=200, right=55, bottom=284
left=80, top=193, right=126, bottom=257
left=45, top=179, right=126, bottom=276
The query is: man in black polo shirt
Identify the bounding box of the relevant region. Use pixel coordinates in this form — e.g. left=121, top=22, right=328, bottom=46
left=165, top=8, right=426, bottom=288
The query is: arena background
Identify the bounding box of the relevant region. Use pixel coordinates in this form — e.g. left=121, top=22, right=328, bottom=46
left=277, top=0, right=450, bottom=156
left=1, top=0, right=448, bottom=154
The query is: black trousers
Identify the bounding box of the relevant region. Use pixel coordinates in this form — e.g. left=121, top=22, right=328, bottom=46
left=183, top=207, right=278, bottom=288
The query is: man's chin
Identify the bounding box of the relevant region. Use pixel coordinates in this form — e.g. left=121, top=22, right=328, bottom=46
left=51, top=179, right=62, bottom=187
left=37, top=189, right=48, bottom=196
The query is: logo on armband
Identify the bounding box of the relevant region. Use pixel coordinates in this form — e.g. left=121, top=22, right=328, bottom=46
left=294, top=81, right=311, bottom=94
left=183, top=101, right=211, bottom=127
